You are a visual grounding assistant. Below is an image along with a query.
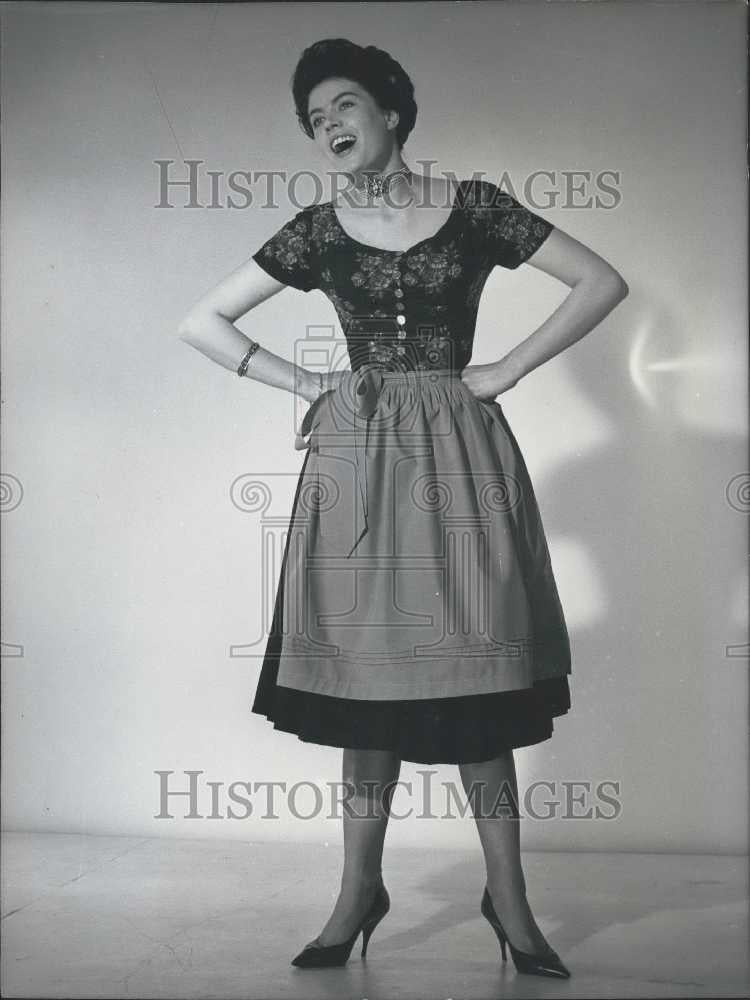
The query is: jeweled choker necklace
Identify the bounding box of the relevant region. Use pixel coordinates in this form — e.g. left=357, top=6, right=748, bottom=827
left=355, top=166, right=413, bottom=200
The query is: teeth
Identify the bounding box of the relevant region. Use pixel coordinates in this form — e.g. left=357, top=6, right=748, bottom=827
left=331, top=134, right=356, bottom=151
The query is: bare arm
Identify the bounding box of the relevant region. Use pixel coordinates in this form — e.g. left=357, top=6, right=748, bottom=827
left=177, top=257, right=323, bottom=403
left=508, top=228, right=629, bottom=374
left=461, top=227, right=629, bottom=399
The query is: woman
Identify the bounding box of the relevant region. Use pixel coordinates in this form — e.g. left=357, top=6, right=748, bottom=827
left=179, top=38, right=627, bottom=979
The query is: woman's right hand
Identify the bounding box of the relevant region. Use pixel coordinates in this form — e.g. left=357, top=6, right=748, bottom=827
left=295, top=373, right=346, bottom=451
left=299, top=369, right=349, bottom=406
left=322, top=370, right=349, bottom=395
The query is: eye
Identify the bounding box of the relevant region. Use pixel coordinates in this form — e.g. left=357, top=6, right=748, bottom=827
left=339, top=99, right=355, bottom=110
left=311, top=116, right=324, bottom=129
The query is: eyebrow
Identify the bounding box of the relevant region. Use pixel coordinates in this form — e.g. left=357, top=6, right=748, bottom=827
left=308, top=91, right=359, bottom=119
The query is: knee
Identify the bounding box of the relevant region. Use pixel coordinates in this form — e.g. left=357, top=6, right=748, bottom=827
left=342, top=748, right=400, bottom=799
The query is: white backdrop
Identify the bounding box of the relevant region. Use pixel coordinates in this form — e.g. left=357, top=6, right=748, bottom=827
left=1, top=1, right=747, bottom=853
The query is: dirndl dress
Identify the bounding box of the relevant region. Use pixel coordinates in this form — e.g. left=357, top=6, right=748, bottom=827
left=249, top=177, right=572, bottom=764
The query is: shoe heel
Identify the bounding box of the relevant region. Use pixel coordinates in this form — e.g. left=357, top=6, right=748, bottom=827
left=492, top=924, right=508, bottom=962
left=360, top=921, right=375, bottom=958
left=481, top=888, right=507, bottom=961
left=360, top=885, right=390, bottom=958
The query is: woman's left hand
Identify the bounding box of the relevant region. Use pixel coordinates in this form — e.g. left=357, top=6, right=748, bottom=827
left=459, top=358, right=524, bottom=402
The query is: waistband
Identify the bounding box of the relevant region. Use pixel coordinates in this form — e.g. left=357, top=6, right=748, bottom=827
left=371, top=367, right=462, bottom=382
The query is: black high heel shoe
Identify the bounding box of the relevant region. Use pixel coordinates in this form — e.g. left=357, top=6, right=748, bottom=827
left=291, top=881, right=390, bottom=968
left=480, top=886, right=571, bottom=979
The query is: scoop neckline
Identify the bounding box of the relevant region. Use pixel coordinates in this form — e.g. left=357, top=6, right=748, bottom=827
left=329, top=178, right=466, bottom=255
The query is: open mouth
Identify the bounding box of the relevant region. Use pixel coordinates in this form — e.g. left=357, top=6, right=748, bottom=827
left=330, top=134, right=357, bottom=156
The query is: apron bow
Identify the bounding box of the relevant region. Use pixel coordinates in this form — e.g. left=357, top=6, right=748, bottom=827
left=294, top=367, right=385, bottom=557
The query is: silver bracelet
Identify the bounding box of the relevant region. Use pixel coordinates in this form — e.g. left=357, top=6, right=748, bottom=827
left=237, top=341, right=260, bottom=377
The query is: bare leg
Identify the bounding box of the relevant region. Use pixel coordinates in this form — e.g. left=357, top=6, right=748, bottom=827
left=459, top=749, right=552, bottom=955
left=313, top=747, right=401, bottom=946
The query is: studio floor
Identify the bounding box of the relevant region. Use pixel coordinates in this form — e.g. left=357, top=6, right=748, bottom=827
left=1, top=832, right=747, bottom=999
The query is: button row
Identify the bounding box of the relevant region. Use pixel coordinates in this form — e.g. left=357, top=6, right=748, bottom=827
left=395, top=275, right=406, bottom=331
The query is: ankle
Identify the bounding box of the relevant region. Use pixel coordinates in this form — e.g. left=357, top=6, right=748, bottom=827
left=487, top=874, right=527, bottom=898
left=340, top=868, right=383, bottom=889
left=486, top=881, right=532, bottom=922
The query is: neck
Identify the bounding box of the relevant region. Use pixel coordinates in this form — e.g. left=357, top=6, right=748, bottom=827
left=352, top=157, right=412, bottom=202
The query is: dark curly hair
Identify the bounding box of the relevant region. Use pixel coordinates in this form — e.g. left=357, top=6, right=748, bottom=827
left=292, top=38, right=417, bottom=149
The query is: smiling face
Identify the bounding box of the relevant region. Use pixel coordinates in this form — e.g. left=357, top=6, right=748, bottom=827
left=306, top=77, right=400, bottom=176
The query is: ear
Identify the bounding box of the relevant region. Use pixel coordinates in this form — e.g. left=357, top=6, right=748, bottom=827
left=385, top=109, right=399, bottom=132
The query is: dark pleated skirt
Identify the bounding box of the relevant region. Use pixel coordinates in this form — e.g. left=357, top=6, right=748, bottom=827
left=251, top=438, right=571, bottom=766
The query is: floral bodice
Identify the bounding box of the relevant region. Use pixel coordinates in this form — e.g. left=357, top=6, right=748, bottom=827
left=252, top=178, right=554, bottom=374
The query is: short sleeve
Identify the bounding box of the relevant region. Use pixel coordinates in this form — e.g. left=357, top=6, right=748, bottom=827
left=252, top=208, right=317, bottom=292
left=474, top=181, right=554, bottom=270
